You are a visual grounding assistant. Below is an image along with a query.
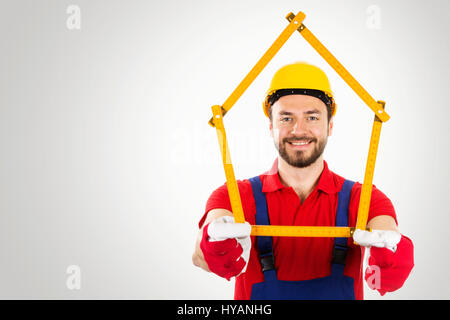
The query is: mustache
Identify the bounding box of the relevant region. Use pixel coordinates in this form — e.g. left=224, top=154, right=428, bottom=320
left=283, top=136, right=317, bottom=144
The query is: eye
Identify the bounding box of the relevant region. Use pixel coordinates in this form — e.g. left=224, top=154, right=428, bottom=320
left=280, top=117, right=292, bottom=122
left=307, top=116, right=319, bottom=121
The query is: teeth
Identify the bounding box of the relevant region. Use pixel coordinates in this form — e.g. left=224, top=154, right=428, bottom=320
left=291, top=141, right=310, bottom=146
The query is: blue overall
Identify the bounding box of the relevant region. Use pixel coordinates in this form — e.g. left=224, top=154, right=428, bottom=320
left=248, top=176, right=356, bottom=300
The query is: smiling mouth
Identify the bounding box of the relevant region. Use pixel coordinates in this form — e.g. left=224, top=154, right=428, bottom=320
left=285, top=139, right=314, bottom=149
left=289, top=141, right=311, bottom=146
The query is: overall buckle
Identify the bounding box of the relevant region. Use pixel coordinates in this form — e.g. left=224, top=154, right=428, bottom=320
left=260, top=255, right=275, bottom=272
left=331, top=244, right=348, bottom=265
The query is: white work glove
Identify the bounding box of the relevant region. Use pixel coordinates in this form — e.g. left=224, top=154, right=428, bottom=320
left=207, top=216, right=252, bottom=274
left=353, top=229, right=402, bottom=252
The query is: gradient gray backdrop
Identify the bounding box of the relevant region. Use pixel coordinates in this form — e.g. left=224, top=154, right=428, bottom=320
left=0, top=0, right=448, bottom=299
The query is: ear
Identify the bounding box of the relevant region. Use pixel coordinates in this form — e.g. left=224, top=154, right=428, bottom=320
left=269, top=119, right=273, bottom=138
left=328, top=117, right=334, bottom=137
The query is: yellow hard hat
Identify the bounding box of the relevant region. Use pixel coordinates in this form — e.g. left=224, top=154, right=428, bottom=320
left=263, top=62, right=336, bottom=118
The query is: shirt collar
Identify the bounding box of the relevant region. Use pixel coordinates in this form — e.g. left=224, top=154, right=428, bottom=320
left=261, top=158, right=339, bottom=194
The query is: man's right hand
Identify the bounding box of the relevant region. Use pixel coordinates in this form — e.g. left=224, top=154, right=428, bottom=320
left=200, top=216, right=251, bottom=281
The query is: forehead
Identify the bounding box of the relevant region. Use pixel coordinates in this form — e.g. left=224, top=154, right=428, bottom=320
left=272, top=94, right=327, bottom=115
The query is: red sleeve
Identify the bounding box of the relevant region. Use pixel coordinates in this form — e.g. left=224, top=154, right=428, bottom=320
left=350, top=183, right=398, bottom=227
left=198, top=182, right=232, bottom=228
left=198, top=180, right=255, bottom=229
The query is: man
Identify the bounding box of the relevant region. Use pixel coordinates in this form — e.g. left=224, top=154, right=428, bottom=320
left=192, top=62, right=414, bottom=300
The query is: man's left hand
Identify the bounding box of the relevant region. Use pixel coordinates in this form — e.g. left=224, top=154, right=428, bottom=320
left=353, top=229, right=414, bottom=296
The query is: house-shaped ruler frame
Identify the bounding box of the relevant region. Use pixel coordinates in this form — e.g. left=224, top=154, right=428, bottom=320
left=208, top=11, right=389, bottom=238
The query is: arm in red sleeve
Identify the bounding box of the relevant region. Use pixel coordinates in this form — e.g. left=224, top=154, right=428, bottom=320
left=198, top=182, right=232, bottom=228
left=350, top=183, right=398, bottom=227
left=198, top=180, right=254, bottom=228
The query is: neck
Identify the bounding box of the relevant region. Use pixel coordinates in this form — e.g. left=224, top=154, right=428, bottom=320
left=277, top=156, right=325, bottom=202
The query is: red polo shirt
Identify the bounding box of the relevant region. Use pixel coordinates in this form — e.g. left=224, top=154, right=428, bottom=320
left=199, top=159, right=397, bottom=300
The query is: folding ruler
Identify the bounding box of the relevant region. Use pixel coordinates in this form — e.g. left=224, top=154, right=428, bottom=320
left=209, top=11, right=389, bottom=238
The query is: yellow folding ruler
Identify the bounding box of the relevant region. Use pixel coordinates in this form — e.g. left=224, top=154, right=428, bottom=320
left=209, top=11, right=388, bottom=238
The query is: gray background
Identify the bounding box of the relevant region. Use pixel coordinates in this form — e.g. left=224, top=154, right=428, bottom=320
left=0, top=0, right=448, bottom=299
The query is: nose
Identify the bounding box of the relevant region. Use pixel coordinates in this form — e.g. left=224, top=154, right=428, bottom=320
left=290, top=118, right=307, bottom=135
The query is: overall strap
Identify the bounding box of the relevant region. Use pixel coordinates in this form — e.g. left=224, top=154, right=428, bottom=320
left=332, top=179, right=355, bottom=265
left=249, top=176, right=276, bottom=279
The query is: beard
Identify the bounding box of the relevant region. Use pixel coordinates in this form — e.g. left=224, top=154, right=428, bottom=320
left=274, top=134, right=328, bottom=168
